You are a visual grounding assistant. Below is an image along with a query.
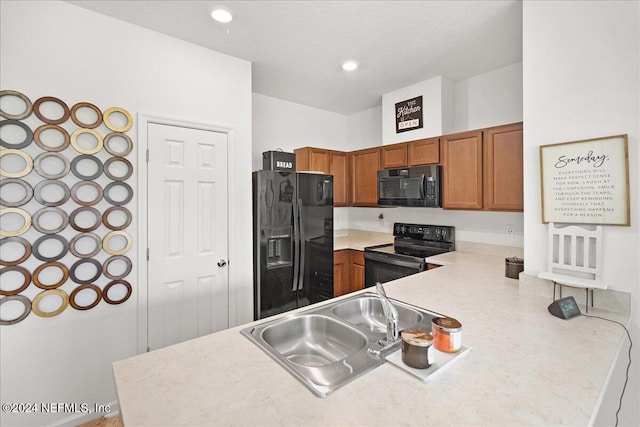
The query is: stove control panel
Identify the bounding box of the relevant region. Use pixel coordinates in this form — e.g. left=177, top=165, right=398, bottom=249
left=393, top=223, right=455, bottom=243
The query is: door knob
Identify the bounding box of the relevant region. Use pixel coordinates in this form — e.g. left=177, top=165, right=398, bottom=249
left=217, top=259, right=227, bottom=267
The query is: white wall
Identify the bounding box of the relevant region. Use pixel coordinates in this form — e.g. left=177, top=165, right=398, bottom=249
left=252, top=93, right=349, bottom=171
left=347, top=105, right=383, bottom=149
left=523, top=1, right=639, bottom=425
left=0, top=1, right=252, bottom=426
left=453, top=62, right=523, bottom=132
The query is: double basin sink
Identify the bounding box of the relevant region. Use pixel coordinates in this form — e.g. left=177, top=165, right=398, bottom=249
left=240, top=292, right=440, bottom=397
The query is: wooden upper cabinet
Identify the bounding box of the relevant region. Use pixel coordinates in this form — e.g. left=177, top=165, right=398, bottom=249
left=441, top=130, right=483, bottom=210
left=381, top=143, right=408, bottom=169
left=330, top=151, right=348, bottom=207
left=294, top=147, right=330, bottom=173
left=483, top=123, right=523, bottom=211
left=295, top=147, right=348, bottom=206
left=350, top=147, right=380, bottom=206
left=408, top=137, right=440, bottom=166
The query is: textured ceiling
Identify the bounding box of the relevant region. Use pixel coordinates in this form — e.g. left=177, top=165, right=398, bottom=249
left=67, top=0, right=523, bottom=115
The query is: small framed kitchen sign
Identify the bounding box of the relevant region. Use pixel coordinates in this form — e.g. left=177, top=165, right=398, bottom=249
left=540, top=134, right=630, bottom=226
left=395, top=96, right=423, bottom=133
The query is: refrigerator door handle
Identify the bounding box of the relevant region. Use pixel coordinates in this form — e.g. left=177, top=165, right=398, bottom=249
left=292, top=195, right=300, bottom=292
left=297, top=198, right=305, bottom=291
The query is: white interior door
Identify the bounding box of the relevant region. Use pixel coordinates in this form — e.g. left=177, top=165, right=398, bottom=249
left=147, top=123, right=229, bottom=351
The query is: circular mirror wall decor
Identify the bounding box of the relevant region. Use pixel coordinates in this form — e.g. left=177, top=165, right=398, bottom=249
left=102, top=230, right=132, bottom=255
left=104, top=156, right=133, bottom=181
left=32, top=261, right=69, bottom=290
left=69, top=232, right=102, bottom=258
left=70, top=128, right=104, bottom=155
left=103, top=132, right=133, bottom=156
left=0, top=90, right=33, bottom=120
left=33, top=152, right=70, bottom=179
left=102, top=206, right=132, bottom=231
left=70, top=154, right=103, bottom=180
left=69, top=258, right=102, bottom=284
left=103, top=181, right=133, bottom=206
left=0, top=148, right=33, bottom=178
left=69, top=206, right=102, bottom=232
left=31, top=206, right=69, bottom=234
left=70, top=180, right=103, bottom=206
left=33, top=124, right=70, bottom=152
left=102, top=280, right=132, bottom=305
left=0, top=178, right=33, bottom=207
left=0, top=119, right=33, bottom=149
left=103, top=107, right=133, bottom=132
left=31, top=289, right=69, bottom=318
left=32, top=234, right=69, bottom=262
left=0, top=265, right=31, bottom=296
left=33, top=96, right=70, bottom=125
left=0, top=294, right=32, bottom=325
left=103, top=255, right=132, bottom=280
left=33, top=179, right=70, bottom=207
left=0, top=207, right=31, bottom=237
left=0, top=237, right=32, bottom=266
left=70, top=102, right=103, bottom=129
left=69, top=284, right=102, bottom=311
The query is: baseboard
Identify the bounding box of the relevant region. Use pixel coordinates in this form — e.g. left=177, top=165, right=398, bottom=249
left=48, top=401, right=120, bottom=427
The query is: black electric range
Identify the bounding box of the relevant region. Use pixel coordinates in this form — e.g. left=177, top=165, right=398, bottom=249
left=364, top=223, right=455, bottom=286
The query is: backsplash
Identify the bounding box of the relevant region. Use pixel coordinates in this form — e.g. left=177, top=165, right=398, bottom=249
left=335, top=206, right=524, bottom=248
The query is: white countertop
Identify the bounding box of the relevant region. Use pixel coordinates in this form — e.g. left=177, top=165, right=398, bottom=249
left=113, top=249, right=628, bottom=426
left=333, top=230, right=393, bottom=251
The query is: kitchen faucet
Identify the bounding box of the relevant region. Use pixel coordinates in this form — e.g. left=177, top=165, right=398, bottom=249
left=375, top=282, right=399, bottom=346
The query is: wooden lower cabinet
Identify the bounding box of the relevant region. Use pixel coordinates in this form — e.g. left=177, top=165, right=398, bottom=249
left=349, top=250, right=365, bottom=293
left=333, top=249, right=365, bottom=297
left=333, top=250, right=349, bottom=297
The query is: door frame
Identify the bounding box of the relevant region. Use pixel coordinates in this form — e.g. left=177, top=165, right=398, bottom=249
left=136, top=113, right=236, bottom=354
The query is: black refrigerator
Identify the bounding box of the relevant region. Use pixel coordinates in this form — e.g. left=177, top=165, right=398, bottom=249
left=252, top=170, right=334, bottom=320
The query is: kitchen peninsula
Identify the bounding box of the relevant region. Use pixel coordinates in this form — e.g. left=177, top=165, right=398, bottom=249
left=113, top=247, right=629, bottom=426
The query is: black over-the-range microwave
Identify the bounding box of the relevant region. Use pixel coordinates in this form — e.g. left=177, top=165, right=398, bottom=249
left=377, top=165, right=442, bottom=207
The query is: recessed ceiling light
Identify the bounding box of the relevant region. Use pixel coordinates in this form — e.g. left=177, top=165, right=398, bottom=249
left=210, top=6, right=233, bottom=23
left=341, top=60, right=359, bottom=72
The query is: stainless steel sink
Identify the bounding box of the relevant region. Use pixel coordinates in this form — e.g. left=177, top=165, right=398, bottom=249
left=241, top=292, right=439, bottom=397
left=331, top=295, right=424, bottom=336
left=261, top=314, right=368, bottom=366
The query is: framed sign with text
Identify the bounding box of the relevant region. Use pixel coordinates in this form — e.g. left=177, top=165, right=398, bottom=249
left=395, top=96, right=423, bottom=133
left=540, top=134, right=630, bottom=225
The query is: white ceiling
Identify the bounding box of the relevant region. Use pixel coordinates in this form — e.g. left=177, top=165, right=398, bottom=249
left=67, top=0, right=523, bottom=115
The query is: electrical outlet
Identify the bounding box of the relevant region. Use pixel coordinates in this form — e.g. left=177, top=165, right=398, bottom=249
left=506, top=225, right=515, bottom=237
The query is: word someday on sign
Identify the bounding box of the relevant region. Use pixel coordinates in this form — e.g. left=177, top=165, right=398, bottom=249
left=554, top=150, right=610, bottom=169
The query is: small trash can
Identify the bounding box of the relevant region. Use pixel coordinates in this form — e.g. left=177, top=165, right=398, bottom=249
left=505, top=256, right=524, bottom=279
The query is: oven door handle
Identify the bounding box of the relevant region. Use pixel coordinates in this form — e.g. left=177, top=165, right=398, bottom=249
left=364, top=252, right=425, bottom=269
